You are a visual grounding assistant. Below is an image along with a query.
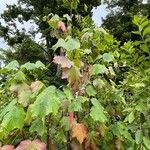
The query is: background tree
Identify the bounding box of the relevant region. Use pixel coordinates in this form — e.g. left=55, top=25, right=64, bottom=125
left=0, top=0, right=101, bottom=64
left=102, top=0, right=150, bottom=43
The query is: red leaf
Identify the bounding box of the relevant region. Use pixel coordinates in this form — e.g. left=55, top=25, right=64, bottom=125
left=58, top=21, right=67, bottom=32
left=69, top=112, right=74, bottom=129
left=53, top=56, right=73, bottom=68
left=16, top=139, right=46, bottom=150
left=1, top=145, right=15, bottom=150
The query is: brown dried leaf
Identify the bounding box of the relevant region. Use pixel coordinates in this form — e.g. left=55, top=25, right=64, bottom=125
left=30, top=81, right=44, bottom=93
left=10, top=83, right=32, bottom=107
left=53, top=56, right=73, bottom=68
left=62, top=68, right=69, bottom=79
left=115, top=138, right=124, bottom=150
left=72, top=123, right=88, bottom=144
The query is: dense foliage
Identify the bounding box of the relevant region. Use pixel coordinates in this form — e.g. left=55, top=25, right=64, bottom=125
left=0, top=13, right=150, bottom=150
left=102, top=0, right=150, bottom=43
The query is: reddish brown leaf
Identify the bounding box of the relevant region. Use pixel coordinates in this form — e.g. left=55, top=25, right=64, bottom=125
left=81, top=71, right=90, bottom=84
left=68, top=66, right=82, bottom=92
left=81, top=65, right=92, bottom=84
left=1, top=145, right=15, bottom=150
left=62, top=68, right=69, bottom=79
left=53, top=56, right=73, bottom=68
left=72, top=123, right=88, bottom=144
left=85, top=140, right=97, bottom=150
left=16, top=139, right=46, bottom=150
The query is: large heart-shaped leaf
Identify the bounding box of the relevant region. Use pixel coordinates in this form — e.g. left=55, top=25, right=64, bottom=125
left=31, top=86, right=61, bottom=118
left=1, top=106, right=25, bottom=133
left=90, top=98, right=107, bottom=123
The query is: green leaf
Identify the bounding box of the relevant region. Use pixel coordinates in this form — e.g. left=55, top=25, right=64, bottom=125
left=69, top=100, right=82, bottom=112
left=29, top=118, right=45, bottom=136
left=112, top=123, right=123, bottom=137
left=48, top=14, right=60, bottom=28
left=128, top=112, right=135, bottom=123
left=93, top=78, right=105, bottom=89
left=63, top=14, right=72, bottom=22
left=84, top=49, right=92, bottom=54
left=133, top=16, right=140, bottom=26
left=0, top=99, right=17, bottom=120
left=92, top=64, right=107, bottom=75
left=141, top=20, right=149, bottom=28
left=4, top=60, right=19, bottom=71
left=25, top=105, right=32, bottom=125
left=68, top=96, right=87, bottom=112
left=90, top=98, right=107, bottom=123
left=84, top=4, right=88, bottom=12
left=1, top=106, right=25, bottom=132
left=132, top=31, right=141, bottom=35
left=21, top=61, right=46, bottom=70
left=35, top=61, right=46, bottom=69
left=13, top=71, right=26, bottom=81
left=52, top=38, right=66, bottom=50
left=109, top=66, right=115, bottom=76
left=127, top=147, right=134, bottom=150
left=86, top=85, right=96, bottom=96
left=60, top=117, right=70, bottom=131
left=143, top=136, right=150, bottom=149
left=143, top=26, right=150, bottom=37
left=31, top=86, right=60, bottom=118
left=43, top=16, right=47, bottom=22
left=63, top=86, right=74, bottom=101
left=135, top=102, right=147, bottom=112
left=65, top=37, right=80, bottom=51
left=122, top=129, right=133, bottom=141
left=140, top=44, right=149, bottom=52
left=103, top=53, right=114, bottom=62
left=21, top=62, right=36, bottom=70
left=112, top=123, right=132, bottom=141
left=77, top=96, right=88, bottom=103
left=71, top=0, right=79, bottom=9
left=129, top=83, right=145, bottom=88
left=135, top=130, right=143, bottom=144
left=53, top=37, right=80, bottom=51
